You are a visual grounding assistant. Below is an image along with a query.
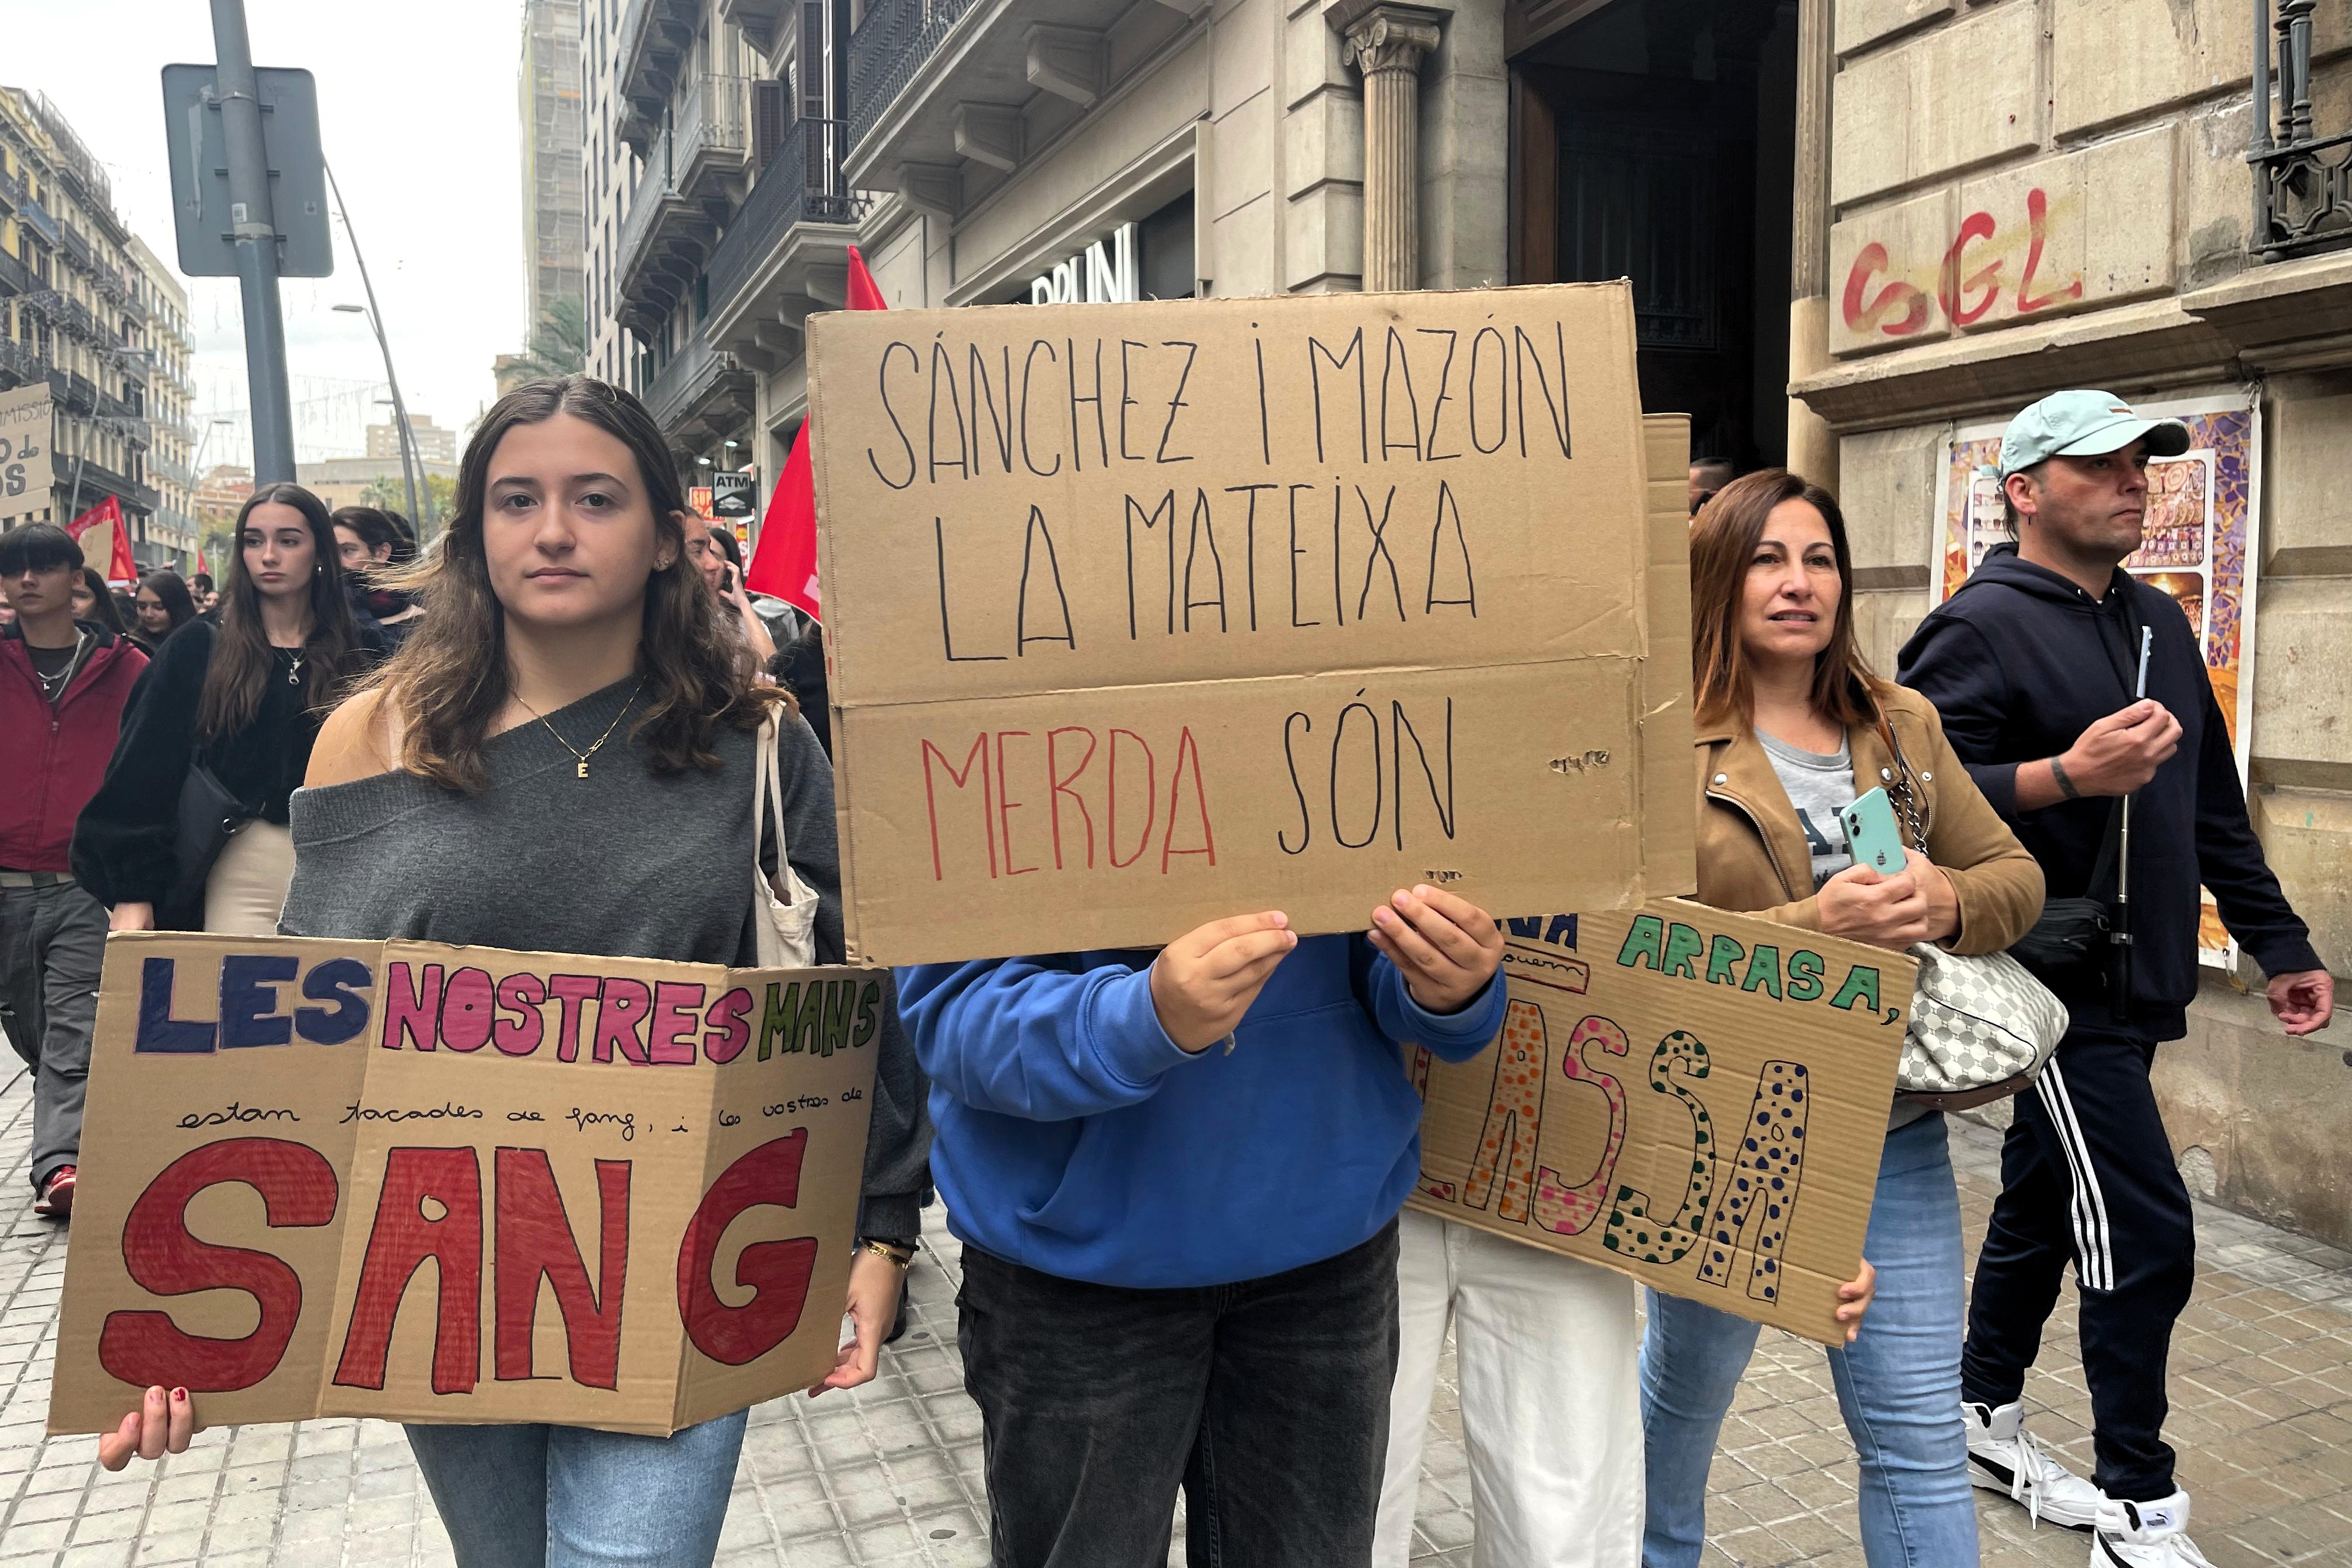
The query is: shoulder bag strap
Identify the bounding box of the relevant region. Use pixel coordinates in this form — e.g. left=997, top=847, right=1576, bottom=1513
left=1871, top=707, right=1930, bottom=850
left=752, top=701, right=796, bottom=895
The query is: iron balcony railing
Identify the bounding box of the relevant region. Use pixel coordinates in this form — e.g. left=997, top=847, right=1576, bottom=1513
left=58, top=225, right=93, bottom=274
left=0, top=248, right=32, bottom=297
left=16, top=194, right=58, bottom=247
left=847, top=0, right=976, bottom=151
left=0, top=337, right=46, bottom=390
left=2253, top=0, right=2352, bottom=258
left=675, top=72, right=750, bottom=187
left=643, top=327, right=745, bottom=434
left=62, top=372, right=96, bottom=414
left=68, top=457, right=158, bottom=518
left=0, top=163, right=21, bottom=213
left=704, top=114, right=867, bottom=320
left=617, top=126, right=676, bottom=286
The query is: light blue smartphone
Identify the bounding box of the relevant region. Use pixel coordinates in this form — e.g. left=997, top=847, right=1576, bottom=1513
left=1840, top=788, right=1907, bottom=876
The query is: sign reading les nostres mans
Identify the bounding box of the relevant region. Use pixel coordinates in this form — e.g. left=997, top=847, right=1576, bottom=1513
left=806, top=284, right=1690, bottom=965
left=1412, top=901, right=1915, bottom=1345
left=51, top=935, right=880, bottom=1438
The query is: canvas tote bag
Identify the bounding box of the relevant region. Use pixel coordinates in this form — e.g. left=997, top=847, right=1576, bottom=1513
left=752, top=705, right=821, bottom=968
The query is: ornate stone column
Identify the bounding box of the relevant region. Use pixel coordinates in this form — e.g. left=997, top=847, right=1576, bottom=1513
left=1340, top=5, right=1443, bottom=293
left=1786, top=0, right=1838, bottom=485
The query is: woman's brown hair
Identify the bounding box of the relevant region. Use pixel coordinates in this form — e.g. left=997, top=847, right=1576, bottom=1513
left=1689, top=467, right=1885, bottom=730
left=369, top=375, right=769, bottom=793
left=200, top=483, right=366, bottom=741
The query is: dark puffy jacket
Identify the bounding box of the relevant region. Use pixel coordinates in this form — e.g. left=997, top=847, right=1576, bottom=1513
left=0, top=623, right=148, bottom=873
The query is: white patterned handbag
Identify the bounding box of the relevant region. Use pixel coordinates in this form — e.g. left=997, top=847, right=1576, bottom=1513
left=1873, top=708, right=2068, bottom=1107
left=1899, top=943, right=2068, bottom=1108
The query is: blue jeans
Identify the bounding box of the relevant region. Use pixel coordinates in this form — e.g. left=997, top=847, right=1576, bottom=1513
left=404, top=1411, right=749, bottom=1567
left=1639, top=1112, right=1976, bottom=1568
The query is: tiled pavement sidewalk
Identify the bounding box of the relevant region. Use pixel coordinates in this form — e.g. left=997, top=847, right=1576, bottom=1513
left=0, top=1060, right=2346, bottom=1565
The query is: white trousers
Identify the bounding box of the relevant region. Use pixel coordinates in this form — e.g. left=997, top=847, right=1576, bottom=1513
left=204, top=820, right=295, bottom=936
left=1376, top=1208, right=1644, bottom=1568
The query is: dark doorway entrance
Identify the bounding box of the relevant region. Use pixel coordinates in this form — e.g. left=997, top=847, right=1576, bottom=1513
left=1511, top=0, right=1798, bottom=473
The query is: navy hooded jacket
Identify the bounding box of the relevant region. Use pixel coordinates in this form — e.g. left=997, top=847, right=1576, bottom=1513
left=1898, top=542, right=2319, bottom=1040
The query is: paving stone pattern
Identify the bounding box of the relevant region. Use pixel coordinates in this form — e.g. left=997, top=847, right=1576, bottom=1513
left=0, top=1062, right=2346, bottom=1566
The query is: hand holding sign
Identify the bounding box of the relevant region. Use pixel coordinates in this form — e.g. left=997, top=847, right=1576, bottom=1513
left=96, top=1385, right=200, bottom=1471
left=1149, top=912, right=1300, bottom=1052
left=1368, top=885, right=1505, bottom=1013
left=807, top=1248, right=905, bottom=1399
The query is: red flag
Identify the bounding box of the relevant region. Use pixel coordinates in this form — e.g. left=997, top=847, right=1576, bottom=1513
left=744, top=246, right=888, bottom=621
left=67, top=495, right=136, bottom=587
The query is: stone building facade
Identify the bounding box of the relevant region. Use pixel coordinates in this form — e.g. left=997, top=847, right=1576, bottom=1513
left=130, top=237, right=197, bottom=572
left=1793, top=0, right=2352, bottom=1245
left=581, top=0, right=2352, bottom=1241
left=0, top=89, right=158, bottom=551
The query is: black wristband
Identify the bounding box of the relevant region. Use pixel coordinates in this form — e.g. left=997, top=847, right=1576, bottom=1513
left=2049, top=755, right=2081, bottom=800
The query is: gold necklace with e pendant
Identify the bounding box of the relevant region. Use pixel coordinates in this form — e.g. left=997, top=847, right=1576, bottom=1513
left=515, top=680, right=645, bottom=779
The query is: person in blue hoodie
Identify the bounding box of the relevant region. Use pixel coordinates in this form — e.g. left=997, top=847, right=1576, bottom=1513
left=1899, top=390, right=2331, bottom=1568
left=898, top=888, right=1507, bottom=1567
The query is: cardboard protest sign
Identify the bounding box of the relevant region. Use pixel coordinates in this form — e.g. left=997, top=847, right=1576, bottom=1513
left=1410, top=902, right=1916, bottom=1345
left=0, top=383, right=54, bottom=526
left=806, top=284, right=1690, bottom=964
left=51, top=935, right=881, bottom=1438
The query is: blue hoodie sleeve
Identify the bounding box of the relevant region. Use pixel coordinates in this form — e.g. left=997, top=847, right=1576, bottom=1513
left=895, top=956, right=1199, bottom=1123
left=1897, top=614, right=2024, bottom=820
left=1348, top=933, right=1507, bottom=1063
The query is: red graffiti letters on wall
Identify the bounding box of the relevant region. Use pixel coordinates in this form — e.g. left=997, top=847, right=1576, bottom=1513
left=1842, top=187, right=2082, bottom=341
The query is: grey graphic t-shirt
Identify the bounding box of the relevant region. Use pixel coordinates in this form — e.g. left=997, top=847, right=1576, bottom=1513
left=1757, top=729, right=1855, bottom=891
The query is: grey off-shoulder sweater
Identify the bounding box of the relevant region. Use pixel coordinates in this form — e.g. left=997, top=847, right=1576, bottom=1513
left=279, top=678, right=930, bottom=1240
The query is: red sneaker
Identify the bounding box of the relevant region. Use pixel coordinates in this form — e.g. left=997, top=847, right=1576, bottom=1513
left=34, top=1166, right=74, bottom=1219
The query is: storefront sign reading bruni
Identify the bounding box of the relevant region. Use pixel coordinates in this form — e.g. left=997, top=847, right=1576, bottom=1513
left=1027, top=222, right=1139, bottom=305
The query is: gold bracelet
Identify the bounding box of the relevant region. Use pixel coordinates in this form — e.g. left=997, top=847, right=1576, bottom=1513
left=859, top=1239, right=915, bottom=1268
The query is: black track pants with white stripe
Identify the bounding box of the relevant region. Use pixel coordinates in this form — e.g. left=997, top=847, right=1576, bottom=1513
left=1959, top=1023, right=2197, bottom=1503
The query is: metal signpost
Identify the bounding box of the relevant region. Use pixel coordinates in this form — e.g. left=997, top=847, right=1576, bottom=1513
left=161, top=2, right=333, bottom=485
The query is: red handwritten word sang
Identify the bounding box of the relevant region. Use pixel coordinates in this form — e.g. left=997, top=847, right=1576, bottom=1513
left=100, top=1134, right=820, bottom=1397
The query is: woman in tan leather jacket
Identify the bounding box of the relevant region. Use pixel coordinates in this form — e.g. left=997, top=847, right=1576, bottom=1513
left=1639, top=471, right=2044, bottom=1568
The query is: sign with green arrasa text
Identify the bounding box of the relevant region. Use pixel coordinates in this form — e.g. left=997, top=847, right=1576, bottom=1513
left=1409, top=900, right=1913, bottom=1343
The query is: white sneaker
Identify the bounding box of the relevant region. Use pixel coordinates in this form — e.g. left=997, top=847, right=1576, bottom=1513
left=2090, top=1492, right=2214, bottom=1567
left=1964, top=1400, right=2108, bottom=1530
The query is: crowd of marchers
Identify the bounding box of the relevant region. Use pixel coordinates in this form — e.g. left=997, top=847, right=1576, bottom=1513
left=0, top=376, right=2325, bottom=1568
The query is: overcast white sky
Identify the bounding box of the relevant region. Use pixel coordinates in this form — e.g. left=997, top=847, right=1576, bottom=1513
left=9, top=0, right=531, bottom=469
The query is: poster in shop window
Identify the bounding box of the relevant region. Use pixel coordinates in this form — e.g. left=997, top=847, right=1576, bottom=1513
left=1933, top=390, right=2261, bottom=968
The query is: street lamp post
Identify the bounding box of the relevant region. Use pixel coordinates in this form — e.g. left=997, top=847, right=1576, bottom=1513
left=336, top=304, right=420, bottom=527
left=324, top=160, right=427, bottom=534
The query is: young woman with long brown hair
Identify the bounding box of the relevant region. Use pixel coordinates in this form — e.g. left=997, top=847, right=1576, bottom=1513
left=92, top=377, right=931, bottom=1568
left=1639, top=470, right=2045, bottom=1568
left=74, top=482, right=380, bottom=934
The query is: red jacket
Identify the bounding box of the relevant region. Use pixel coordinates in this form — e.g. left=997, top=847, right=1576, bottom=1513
left=2, top=624, right=148, bottom=873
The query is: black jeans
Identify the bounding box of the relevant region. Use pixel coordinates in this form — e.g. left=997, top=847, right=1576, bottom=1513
left=957, top=1219, right=1402, bottom=1568
left=1961, top=1023, right=2196, bottom=1502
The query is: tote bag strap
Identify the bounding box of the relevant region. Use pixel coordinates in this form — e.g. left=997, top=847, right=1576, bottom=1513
left=751, top=702, right=797, bottom=901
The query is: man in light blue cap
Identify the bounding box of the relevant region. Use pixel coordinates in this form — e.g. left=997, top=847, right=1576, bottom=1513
left=1901, top=391, right=2330, bottom=1568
